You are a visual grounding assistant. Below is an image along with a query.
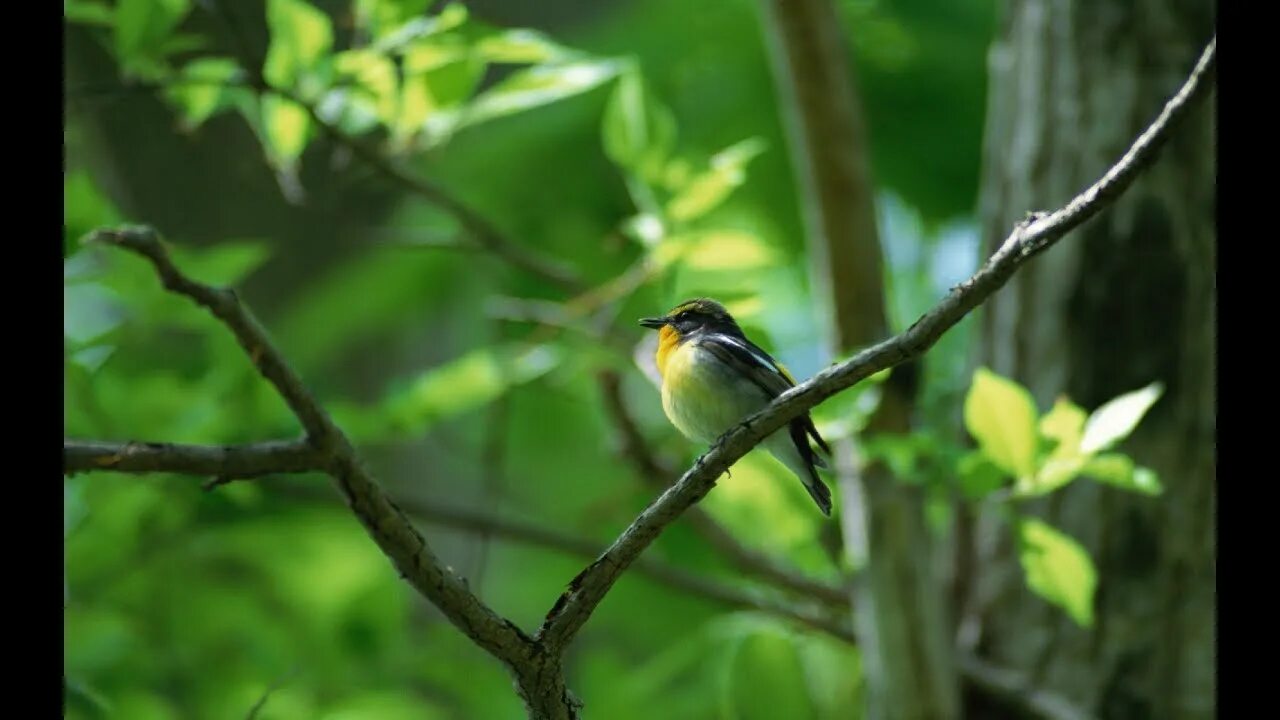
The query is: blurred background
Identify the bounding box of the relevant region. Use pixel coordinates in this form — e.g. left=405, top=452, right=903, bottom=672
left=64, top=0, right=1215, bottom=718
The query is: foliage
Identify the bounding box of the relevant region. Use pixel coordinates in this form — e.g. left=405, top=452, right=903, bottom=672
left=60, top=0, right=1033, bottom=717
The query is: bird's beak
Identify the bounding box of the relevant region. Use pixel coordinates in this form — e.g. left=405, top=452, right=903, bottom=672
left=638, top=316, right=668, bottom=330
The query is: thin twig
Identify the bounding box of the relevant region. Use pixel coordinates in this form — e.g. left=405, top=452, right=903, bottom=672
left=63, top=439, right=321, bottom=478
left=534, top=37, right=1216, bottom=654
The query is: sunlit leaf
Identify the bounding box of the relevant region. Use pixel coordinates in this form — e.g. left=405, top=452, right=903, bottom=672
left=476, top=28, right=574, bottom=64
left=335, top=344, right=562, bottom=441
left=1039, top=395, right=1087, bottom=457
left=1018, top=518, right=1097, bottom=627
left=1080, top=382, right=1163, bottom=454
left=334, top=49, right=399, bottom=125
left=602, top=69, right=676, bottom=180
left=260, top=95, right=311, bottom=168
left=264, top=0, right=333, bottom=90
left=665, top=138, right=767, bottom=223
left=165, top=57, right=246, bottom=130
left=1016, top=456, right=1085, bottom=497
left=367, top=2, right=467, bottom=52
left=682, top=230, right=776, bottom=270
left=461, top=60, right=623, bottom=127
left=1082, top=454, right=1163, bottom=496
left=964, top=367, right=1038, bottom=480
left=356, top=0, right=433, bottom=41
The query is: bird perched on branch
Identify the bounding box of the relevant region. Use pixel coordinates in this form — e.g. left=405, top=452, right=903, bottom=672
left=639, top=298, right=833, bottom=516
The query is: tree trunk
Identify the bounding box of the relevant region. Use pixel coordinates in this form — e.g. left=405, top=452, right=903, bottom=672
left=968, top=2, right=1215, bottom=718
left=757, top=0, right=960, bottom=717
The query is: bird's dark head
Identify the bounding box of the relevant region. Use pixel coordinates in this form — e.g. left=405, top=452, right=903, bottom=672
left=639, top=298, right=744, bottom=339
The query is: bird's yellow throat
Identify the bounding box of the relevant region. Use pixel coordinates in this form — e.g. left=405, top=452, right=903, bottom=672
left=655, top=325, right=682, bottom=379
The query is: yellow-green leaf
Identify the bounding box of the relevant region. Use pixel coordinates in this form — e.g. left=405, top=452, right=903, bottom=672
left=963, top=367, right=1039, bottom=479
left=665, top=138, right=766, bottom=223
left=1080, top=382, right=1164, bottom=454
left=1082, top=454, right=1163, bottom=496
left=1018, top=518, right=1097, bottom=627
left=462, top=60, right=622, bottom=127
left=1039, top=395, right=1086, bottom=458
left=682, top=230, right=776, bottom=271
left=264, top=0, right=333, bottom=89
left=261, top=95, right=311, bottom=167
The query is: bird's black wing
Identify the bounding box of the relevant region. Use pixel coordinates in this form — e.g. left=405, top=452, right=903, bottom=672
left=700, top=333, right=832, bottom=459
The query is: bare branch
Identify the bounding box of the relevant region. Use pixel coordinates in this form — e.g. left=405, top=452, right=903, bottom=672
left=63, top=439, right=321, bottom=478
left=82, top=227, right=535, bottom=668
left=535, top=37, right=1216, bottom=653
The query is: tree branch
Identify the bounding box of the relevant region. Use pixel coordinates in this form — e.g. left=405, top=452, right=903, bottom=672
left=959, top=654, right=1095, bottom=720
left=63, top=439, right=322, bottom=478
left=534, top=36, right=1215, bottom=654
left=79, top=227, right=536, bottom=670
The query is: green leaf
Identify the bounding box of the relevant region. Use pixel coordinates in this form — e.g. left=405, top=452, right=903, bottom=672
left=356, top=0, right=434, bottom=41
left=335, top=344, right=562, bottom=441
left=1080, top=382, right=1163, bottom=454
left=1017, top=518, right=1097, bottom=627
left=260, top=95, right=311, bottom=168
left=1039, top=395, right=1087, bottom=457
left=65, top=0, right=113, bottom=26
left=165, top=58, right=246, bottom=130
left=1016, top=456, right=1085, bottom=498
left=957, top=450, right=1006, bottom=500
left=114, top=0, right=191, bottom=77
left=367, top=2, right=466, bottom=51
left=681, top=230, right=776, bottom=270
left=665, top=138, right=767, bottom=223
left=963, top=367, right=1039, bottom=480
left=1081, top=454, right=1163, bottom=495
left=602, top=70, right=676, bottom=179
left=334, top=49, right=399, bottom=125
left=461, top=60, right=623, bottom=127
left=264, top=0, right=333, bottom=90
left=475, top=28, right=575, bottom=64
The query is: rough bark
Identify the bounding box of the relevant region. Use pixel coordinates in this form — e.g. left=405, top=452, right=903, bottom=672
left=969, top=2, right=1215, bottom=718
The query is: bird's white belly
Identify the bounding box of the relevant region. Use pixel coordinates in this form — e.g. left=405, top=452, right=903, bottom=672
left=660, top=343, right=769, bottom=444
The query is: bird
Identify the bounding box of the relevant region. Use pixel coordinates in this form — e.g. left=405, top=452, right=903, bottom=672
left=639, top=298, right=834, bottom=516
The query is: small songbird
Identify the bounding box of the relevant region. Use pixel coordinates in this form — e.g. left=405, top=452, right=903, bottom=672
left=639, top=298, right=834, bottom=516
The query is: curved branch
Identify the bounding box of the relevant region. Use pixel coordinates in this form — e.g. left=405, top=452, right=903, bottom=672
left=81, top=227, right=535, bottom=668
left=535, top=36, right=1216, bottom=653
left=64, top=438, right=322, bottom=478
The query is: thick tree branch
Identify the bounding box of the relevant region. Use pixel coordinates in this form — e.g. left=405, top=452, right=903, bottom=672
left=79, top=227, right=536, bottom=670
left=535, top=36, right=1215, bottom=654
left=63, top=439, right=322, bottom=478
